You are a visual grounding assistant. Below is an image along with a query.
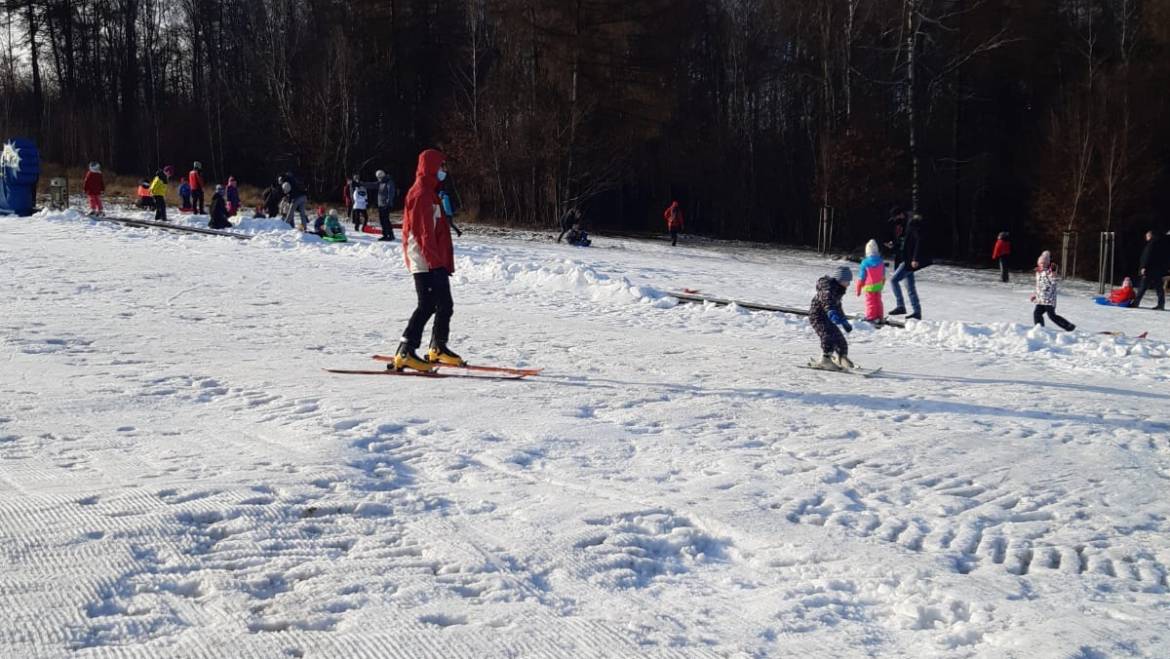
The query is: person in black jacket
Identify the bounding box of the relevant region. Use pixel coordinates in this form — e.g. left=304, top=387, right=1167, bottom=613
left=889, top=213, right=929, bottom=319
left=261, top=178, right=282, bottom=218
left=556, top=208, right=583, bottom=243
left=808, top=266, right=855, bottom=370
left=1132, top=230, right=1168, bottom=310
left=208, top=185, right=232, bottom=230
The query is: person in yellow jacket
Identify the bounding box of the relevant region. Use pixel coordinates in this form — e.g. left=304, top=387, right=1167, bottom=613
left=148, top=167, right=173, bottom=221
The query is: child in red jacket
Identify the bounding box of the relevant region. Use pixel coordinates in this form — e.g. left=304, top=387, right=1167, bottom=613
left=1095, top=277, right=1137, bottom=307
left=664, top=201, right=684, bottom=246
left=82, top=161, right=105, bottom=216
left=992, top=231, right=1011, bottom=282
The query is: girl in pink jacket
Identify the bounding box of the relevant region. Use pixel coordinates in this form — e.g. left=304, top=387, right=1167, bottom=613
left=855, top=239, right=886, bottom=322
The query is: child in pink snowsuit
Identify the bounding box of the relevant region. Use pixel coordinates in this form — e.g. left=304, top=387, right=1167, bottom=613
left=855, top=239, right=885, bottom=322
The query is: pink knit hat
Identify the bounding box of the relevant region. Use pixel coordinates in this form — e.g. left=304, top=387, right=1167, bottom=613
left=1037, top=250, right=1052, bottom=267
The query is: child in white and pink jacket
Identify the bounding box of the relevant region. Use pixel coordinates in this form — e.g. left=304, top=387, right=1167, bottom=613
left=1031, top=251, right=1075, bottom=331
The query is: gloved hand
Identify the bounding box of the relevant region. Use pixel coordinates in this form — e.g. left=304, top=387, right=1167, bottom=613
left=842, top=320, right=853, bottom=333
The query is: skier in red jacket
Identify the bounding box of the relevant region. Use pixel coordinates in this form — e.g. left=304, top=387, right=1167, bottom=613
left=188, top=161, right=205, bottom=214
left=664, top=201, right=684, bottom=246
left=82, top=161, right=105, bottom=216
left=392, top=149, right=460, bottom=373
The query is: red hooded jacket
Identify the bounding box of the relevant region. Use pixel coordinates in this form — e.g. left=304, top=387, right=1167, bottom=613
left=992, top=238, right=1011, bottom=260
left=664, top=201, right=684, bottom=231
left=402, top=149, right=455, bottom=274
left=82, top=171, right=105, bottom=195
left=189, top=169, right=204, bottom=191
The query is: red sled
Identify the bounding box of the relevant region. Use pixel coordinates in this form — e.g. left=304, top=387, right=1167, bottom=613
left=361, top=224, right=402, bottom=235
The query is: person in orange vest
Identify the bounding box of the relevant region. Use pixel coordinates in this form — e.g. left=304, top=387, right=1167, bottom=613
left=664, top=201, right=684, bottom=246
left=188, top=161, right=205, bottom=214
left=992, top=231, right=1012, bottom=282
left=82, top=161, right=105, bottom=216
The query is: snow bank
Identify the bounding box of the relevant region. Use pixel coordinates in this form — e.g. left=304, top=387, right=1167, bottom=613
left=899, top=319, right=1169, bottom=381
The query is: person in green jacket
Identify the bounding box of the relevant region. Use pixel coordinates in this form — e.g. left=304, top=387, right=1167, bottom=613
left=323, top=208, right=346, bottom=241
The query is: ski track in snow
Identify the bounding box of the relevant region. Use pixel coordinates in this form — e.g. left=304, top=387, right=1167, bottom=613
left=0, top=207, right=1168, bottom=657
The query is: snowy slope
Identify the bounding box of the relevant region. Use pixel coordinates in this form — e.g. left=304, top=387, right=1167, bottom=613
left=1, top=208, right=1168, bottom=658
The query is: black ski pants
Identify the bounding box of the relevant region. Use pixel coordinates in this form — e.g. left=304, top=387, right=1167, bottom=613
left=811, top=311, right=848, bottom=357
left=379, top=207, right=395, bottom=240
left=998, top=257, right=1009, bottom=282
left=670, top=229, right=679, bottom=246
left=402, top=268, right=453, bottom=351
left=191, top=188, right=204, bottom=214
left=352, top=208, right=368, bottom=230
left=153, top=195, right=166, bottom=221
left=1033, top=304, right=1074, bottom=330
left=1133, top=274, right=1165, bottom=309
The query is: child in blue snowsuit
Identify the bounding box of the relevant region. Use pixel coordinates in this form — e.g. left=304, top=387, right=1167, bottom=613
left=179, top=181, right=192, bottom=211
left=809, top=266, right=855, bottom=369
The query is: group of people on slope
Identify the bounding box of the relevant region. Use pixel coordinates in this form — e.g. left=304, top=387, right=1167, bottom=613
left=91, top=160, right=239, bottom=231
left=555, top=200, right=684, bottom=248
left=994, top=228, right=1169, bottom=312
left=808, top=207, right=1108, bottom=371
left=341, top=171, right=406, bottom=241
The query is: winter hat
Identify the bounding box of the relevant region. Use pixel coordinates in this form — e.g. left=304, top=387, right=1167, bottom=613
left=281, top=181, right=292, bottom=194
left=1037, top=250, right=1052, bottom=268
left=88, top=161, right=101, bottom=173
left=831, top=266, right=853, bottom=285
left=328, top=208, right=338, bottom=217
left=215, top=184, right=224, bottom=193
left=865, top=239, right=880, bottom=257
left=193, top=161, right=202, bottom=170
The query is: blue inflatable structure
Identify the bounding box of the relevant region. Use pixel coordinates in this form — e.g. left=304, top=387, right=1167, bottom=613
left=0, top=138, right=41, bottom=216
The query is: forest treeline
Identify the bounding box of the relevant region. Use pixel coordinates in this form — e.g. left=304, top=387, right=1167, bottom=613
left=2, top=0, right=1169, bottom=276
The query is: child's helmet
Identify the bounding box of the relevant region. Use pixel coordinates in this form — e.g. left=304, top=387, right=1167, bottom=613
left=376, top=169, right=387, bottom=179
left=88, top=161, right=101, bottom=173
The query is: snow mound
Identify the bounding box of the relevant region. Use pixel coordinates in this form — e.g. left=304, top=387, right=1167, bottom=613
left=456, top=255, right=678, bottom=309
left=900, top=319, right=1169, bottom=380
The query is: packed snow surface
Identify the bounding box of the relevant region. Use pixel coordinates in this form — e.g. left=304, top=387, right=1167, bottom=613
left=2, top=208, right=1168, bottom=658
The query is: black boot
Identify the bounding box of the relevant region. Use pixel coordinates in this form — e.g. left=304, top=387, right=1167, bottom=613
left=889, top=306, right=907, bottom=316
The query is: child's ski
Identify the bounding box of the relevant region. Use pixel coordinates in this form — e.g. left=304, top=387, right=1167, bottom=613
left=370, top=355, right=541, bottom=377
left=323, top=368, right=527, bottom=380
left=799, top=364, right=883, bottom=378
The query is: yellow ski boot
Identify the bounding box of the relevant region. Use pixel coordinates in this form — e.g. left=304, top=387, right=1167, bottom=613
left=425, top=345, right=466, bottom=367
left=391, top=344, right=436, bottom=373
